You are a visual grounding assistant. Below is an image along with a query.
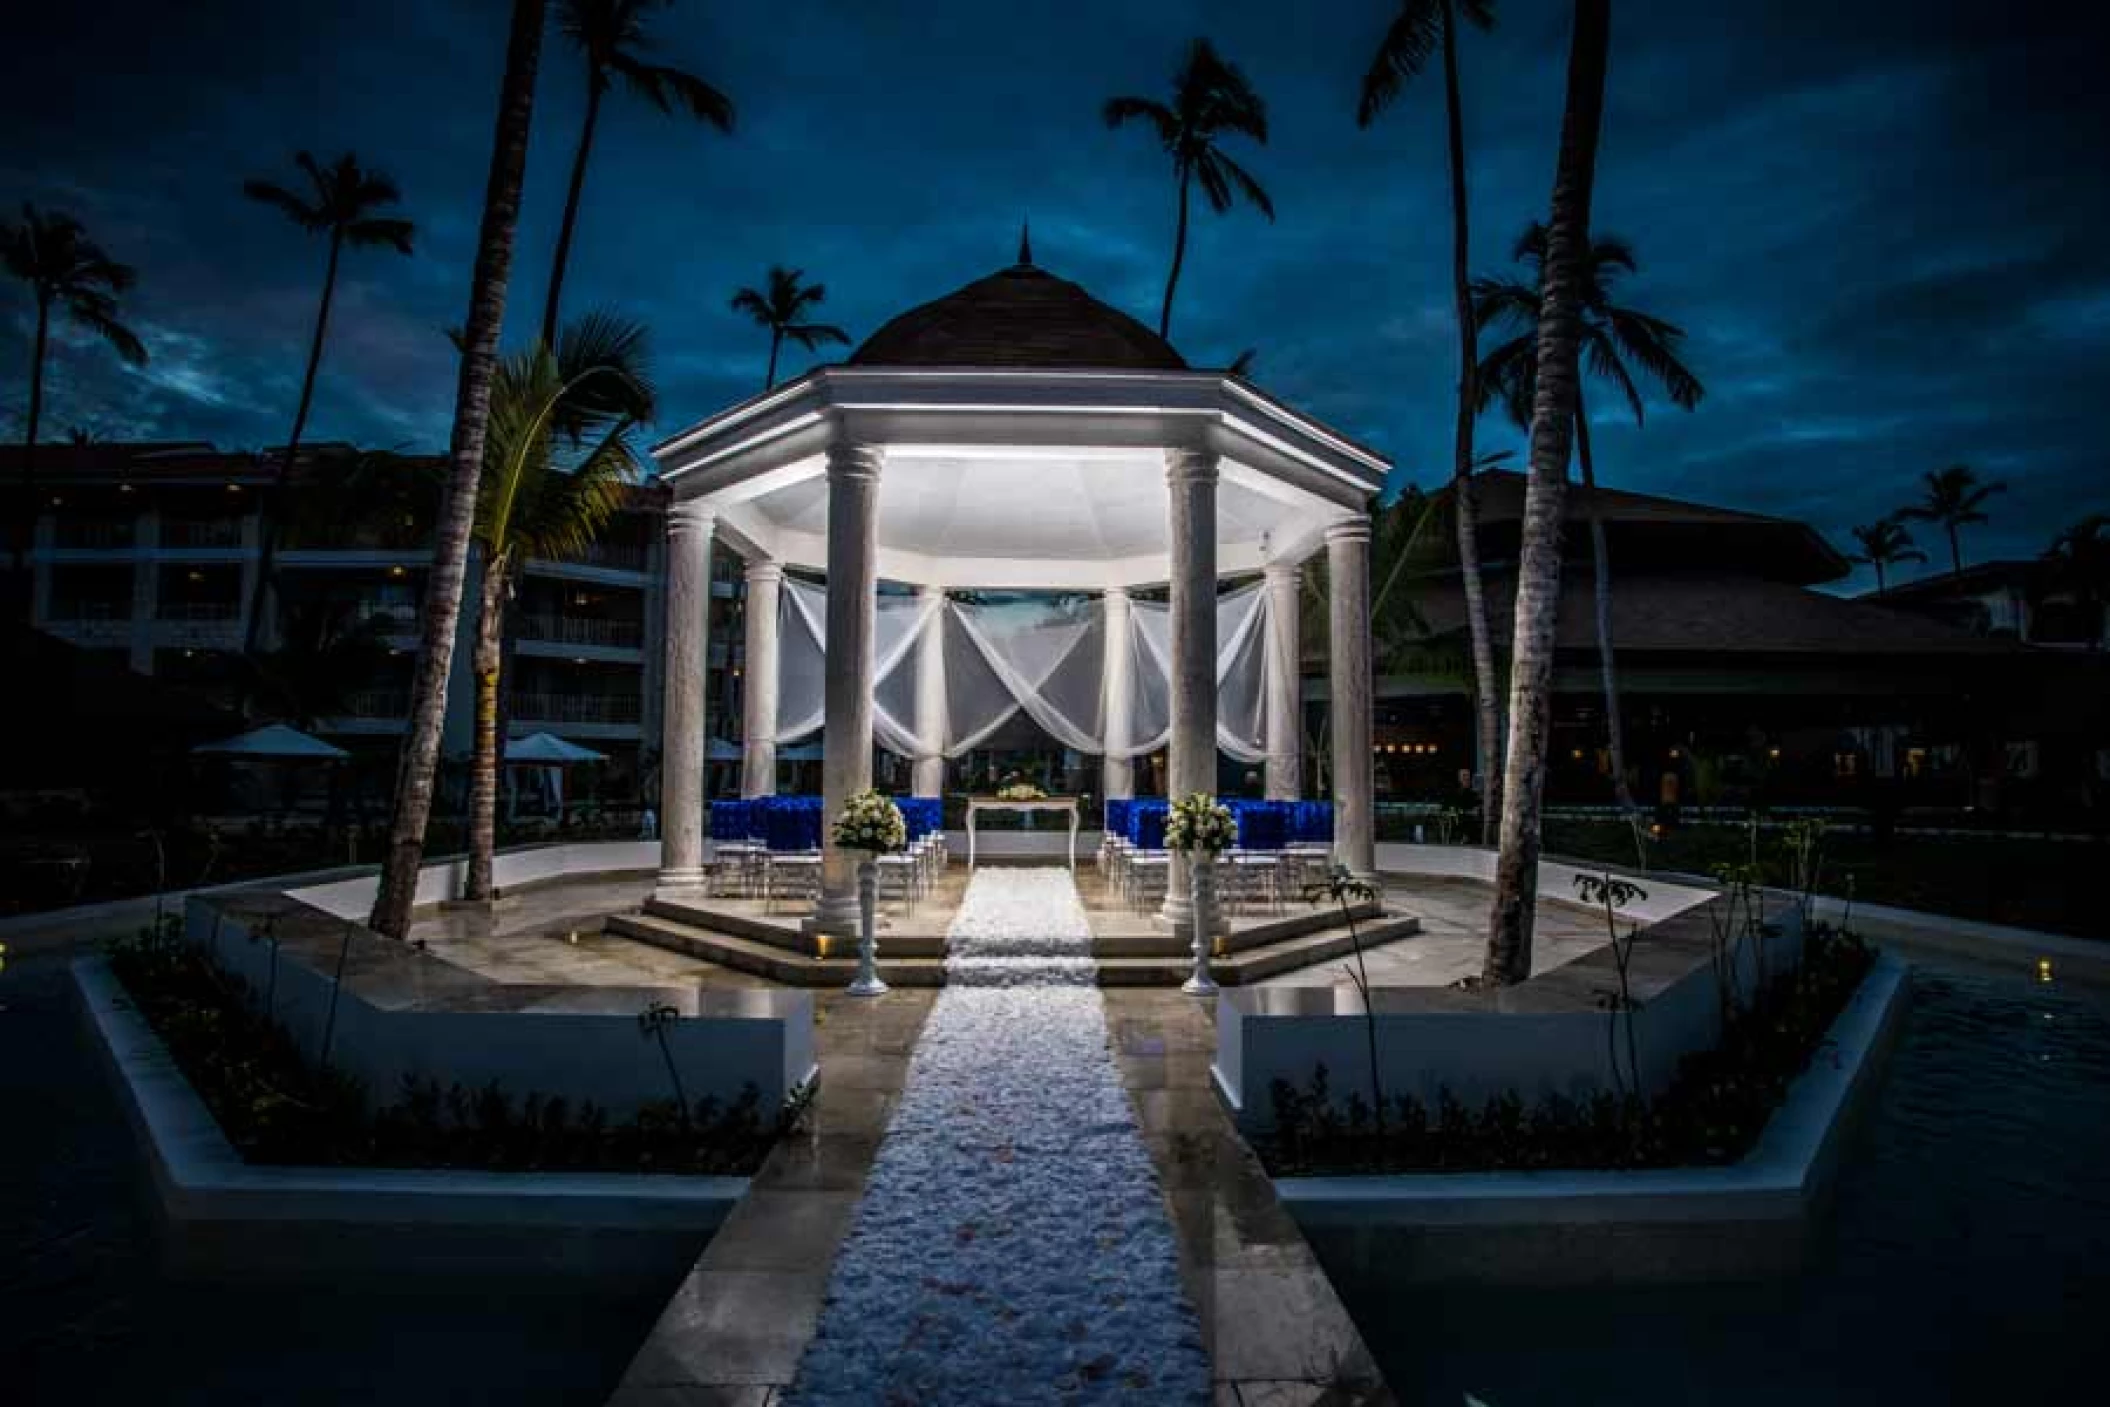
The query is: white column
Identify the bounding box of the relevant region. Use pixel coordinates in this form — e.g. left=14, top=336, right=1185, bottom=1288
left=1264, top=561, right=1303, bottom=801
left=658, top=500, right=717, bottom=888
left=910, top=582, right=947, bottom=797
left=740, top=557, right=782, bottom=798
left=1161, top=447, right=1219, bottom=934
left=1100, top=585, right=1135, bottom=802
left=813, top=441, right=882, bottom=936
left=1327, top=517, right=1377, bottom=882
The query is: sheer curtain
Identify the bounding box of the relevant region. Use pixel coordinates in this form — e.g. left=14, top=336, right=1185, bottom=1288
left=768, top=579, right=1275, bottom=764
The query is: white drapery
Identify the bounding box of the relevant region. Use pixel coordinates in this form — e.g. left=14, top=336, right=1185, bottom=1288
left=770, top=579, right=1275, bottom=764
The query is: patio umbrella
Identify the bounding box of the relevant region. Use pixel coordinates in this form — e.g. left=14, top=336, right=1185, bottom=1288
left=192, top=723, right=350, bottom=760
left=503, top=732, right=607, bottom=818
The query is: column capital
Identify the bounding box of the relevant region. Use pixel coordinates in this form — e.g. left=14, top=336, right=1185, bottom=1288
left=1263, top=560, right=1302, bottom=586
left=913, top=581, right=945, bottom=600
left=1103, top=583, right=1132, bottom=602
left=827, top=441, right=885, bottom=482
left=668, top=498, right=718, bottom=539
left=742, top=555, right=784, bottom=586
left=1325, top=515, right=1372, bottom=546
left=1163, top=446, right=1219, bottom=485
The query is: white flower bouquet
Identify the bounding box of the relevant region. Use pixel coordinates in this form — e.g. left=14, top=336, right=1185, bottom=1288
left=1164, top=792, right=1236, bottom=855
left=831, top=789, right=908, bottom=854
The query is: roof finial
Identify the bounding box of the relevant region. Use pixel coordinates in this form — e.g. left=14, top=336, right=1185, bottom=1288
left=1016, top=218, right=1033, bottom=267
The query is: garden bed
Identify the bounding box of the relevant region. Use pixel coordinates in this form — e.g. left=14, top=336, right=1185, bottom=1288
left=104, top=923, right=799, bottom=1176
left=1258, top=922, right=1874, bottom=1176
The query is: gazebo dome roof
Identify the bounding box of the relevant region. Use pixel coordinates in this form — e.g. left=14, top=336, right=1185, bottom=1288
left=850, top=238, right=1187, bottom=372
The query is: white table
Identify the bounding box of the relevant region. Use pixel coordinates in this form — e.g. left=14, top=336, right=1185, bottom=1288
left=965, top=796, right=1081, bottom=868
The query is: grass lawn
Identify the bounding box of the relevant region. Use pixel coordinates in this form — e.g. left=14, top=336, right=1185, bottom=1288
left=1543, top=818, right=2100, bottom=941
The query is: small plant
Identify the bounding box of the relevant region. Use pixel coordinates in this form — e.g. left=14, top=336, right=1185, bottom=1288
left=638, top=1000, right=691, bottom=1131
left=831, top=789, right=907, bottom=854
left=1303, top=865, right=1386, bottom=1135
left=319, top=918, right=358, bottom=1071
left=1783, top=816, right=1828, bottom=923
left=1434, top=806, right=1468, bottom=846
left=247, top=912, right=283, bottom=1020
left=1575, top=871, right=1649, bottom=1102
left=1164, top=792, right=1235, bottom=854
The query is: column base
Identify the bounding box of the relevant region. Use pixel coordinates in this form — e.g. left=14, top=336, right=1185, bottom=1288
left=805, top=890, right=861, bottom=938
left=655, top=868, right=708, bottom=895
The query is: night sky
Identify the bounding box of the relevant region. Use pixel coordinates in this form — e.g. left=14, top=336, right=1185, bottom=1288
left=5, top=1, right=2107, bottom=592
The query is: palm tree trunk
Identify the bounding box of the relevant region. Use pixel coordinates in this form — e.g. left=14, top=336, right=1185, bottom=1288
left=1484, top=0, right=1611, bottom=986
left=14, top=296, right=50, bottom=593
left=1159, top=167, right=1193, bottom=341
left=1874, top=559, right=1887, bottom=595
left=542, top=78, right=603, bottom=350
left=765, top=328, right=782, bottom=390
left=465, top=564, right=508, bottom=901
left=1436, top=0, right=1502, bottom=845
left=1574, top=387, right=1636, bottom=815
left=244, top=229, right=342, bottom=661
left=371, top=0, right=547, bottom=942
left=1948, top=524, right=1962, bottom=577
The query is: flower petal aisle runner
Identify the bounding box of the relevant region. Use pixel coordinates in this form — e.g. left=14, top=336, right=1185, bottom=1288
left=784, top=867, right=1209, bottom=1406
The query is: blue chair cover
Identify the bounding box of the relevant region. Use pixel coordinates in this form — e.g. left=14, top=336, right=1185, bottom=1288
left=1128, top=800, right=1168, bottom=850
left=1289, top=800, right=1335, bottom=844
left=896, top=796, right=943, bottom=838
left=1236, top=802, right=1288, bottom=851
left=1104, top=798, right=1134, bottom=840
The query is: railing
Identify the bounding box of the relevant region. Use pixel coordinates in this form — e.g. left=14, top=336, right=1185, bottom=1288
left=341, top=689, right=411, bottom=718
left=47, top=598, right=132, bottom=622
left=510, top=692, right=643, bottom=725
left=515, top=613, right=644, bottom=649
left=156, top=599, right=242, bottom=622
left=538, top=541, right=647, bottom=572
left=354, top=602, right=421, bottom=633
left=53, top=519, right=136, bottom=549
left=161, top=517, right=246, bottom=549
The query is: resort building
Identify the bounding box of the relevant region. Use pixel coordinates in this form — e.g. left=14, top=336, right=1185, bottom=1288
left=10, top=440, right=745, bottom=804
left=1374, top=470, right=2107, bottom=818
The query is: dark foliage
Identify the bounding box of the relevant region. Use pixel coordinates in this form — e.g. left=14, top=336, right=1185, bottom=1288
left=106, top=922, right=803, bottom=1174
left=1261, top=922, right=1875, bottom=1174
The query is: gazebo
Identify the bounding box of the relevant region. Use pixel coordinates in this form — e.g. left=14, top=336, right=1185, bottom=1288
left=649, top=241, right=1386, bottom=938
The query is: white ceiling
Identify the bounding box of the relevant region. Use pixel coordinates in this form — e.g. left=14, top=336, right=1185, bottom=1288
left=719, top=447, right=1332, bottom=588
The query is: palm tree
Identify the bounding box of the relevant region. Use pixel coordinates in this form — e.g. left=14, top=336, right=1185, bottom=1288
left=242, top=152, right=415, bottom=657
left=2, top=206, right=147, bottom=582
left=1849, top=517, right=1926, bottom=595
left=544, top=0, right=735, bottom=346
left=464, top=313, right=651, bottom=900
left=729, top=266, right=849, bottom=389
left=1484, top=0, right=1612, bottom=987
left=1357, top=0, right=1503, bottom=843
left=2042, top=514, right=2109, bottom=649
left=1474, top=223, right=1704, bottom=818
left=1104, top=37, right=1274, bottom=342
left=371, top=0, right=549, bottom=942
left=1900, top=464, right=2005, bottom=576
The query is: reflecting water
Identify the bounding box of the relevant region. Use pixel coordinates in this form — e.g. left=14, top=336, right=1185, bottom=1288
left=1343, top=953, right=2110, bottom=1405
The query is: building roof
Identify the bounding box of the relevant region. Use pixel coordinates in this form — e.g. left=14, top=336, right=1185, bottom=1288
left=1446, top=470, right=1852, bottom=586
left=1867, top=559, right=2036, bottom=602
left=850, top=252, right=1187, bottom=372
left=1411, top=569, right=2021, bottom=658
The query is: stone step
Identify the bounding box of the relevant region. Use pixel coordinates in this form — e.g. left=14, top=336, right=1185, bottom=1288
left=606, top=912, right=948, bottom=987
left=644, top=895, right=949, bottom=958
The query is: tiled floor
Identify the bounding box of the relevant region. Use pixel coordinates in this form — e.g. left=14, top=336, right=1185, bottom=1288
left=1253, top=877, right=1610, bottom=991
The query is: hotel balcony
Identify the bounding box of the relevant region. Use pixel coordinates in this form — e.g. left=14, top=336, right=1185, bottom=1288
left=514, top=612, right=645, bottom=660
left=509, top=690, right=644, bottom=740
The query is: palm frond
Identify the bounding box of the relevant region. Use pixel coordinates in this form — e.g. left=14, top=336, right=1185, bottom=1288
left=1103, top=95, right=1178, bottom=148
left=1469, top=274, right=1539, bottom=336
left=1584, top=329, right=1646, bottom=425
left=344, top=217, right=415, bottom=254
left=1473, top=332, right=1537, bottom=425
left=783, top=321, right=850, bottom=351
left=243, top=179, right=326, bottom=232
left=729, top=287, right=772, bottom=323
left=613, top=57, right=736, bottom=130
left=1355, top=0, right=1441, bottom=127
left=67, top=299, right=148, bottom=366
left=1603, top=306, right=1703, bottom=410
left=1211, top=149, right=1274, bottom=219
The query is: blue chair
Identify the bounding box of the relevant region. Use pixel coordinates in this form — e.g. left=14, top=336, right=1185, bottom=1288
left=1237, top=802, right=1288, bottom=851
left=1104, top=797, right=1134, bottom=841
left=1130, top=802, right=1168, bottom=851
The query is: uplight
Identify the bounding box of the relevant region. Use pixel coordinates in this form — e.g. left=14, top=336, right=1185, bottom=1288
left=2037, top=958, right=2054, bottom=984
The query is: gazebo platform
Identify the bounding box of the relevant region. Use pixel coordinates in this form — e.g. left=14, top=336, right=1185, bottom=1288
left=604, top=863, right=1420, bottom=988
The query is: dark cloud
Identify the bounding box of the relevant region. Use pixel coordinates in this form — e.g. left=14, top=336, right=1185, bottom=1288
left=4, top=0, right=2107, bottom=592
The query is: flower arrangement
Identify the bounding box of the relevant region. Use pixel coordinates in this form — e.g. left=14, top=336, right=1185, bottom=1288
left=831, top=789, right=907, bottom=854
left=1164, top=792, right=1236, bottom=854
left=995, top=781, right=1047, bottom=801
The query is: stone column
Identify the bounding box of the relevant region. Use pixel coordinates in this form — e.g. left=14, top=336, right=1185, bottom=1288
left=1161, top=447, right=1219, bottom=933
left=1263, top=562, right=1303, bottom=801
left=1327, top=517, right=1377, bottom=881
left=1100, top=584, right=1135, bottom=803
left=740, top=557, right=783, bottom=798
left=658, top=500, right=718, bottom=888
left=910, top=582, right=947, bottom=797
left=814, top=442, right=883, bottom=936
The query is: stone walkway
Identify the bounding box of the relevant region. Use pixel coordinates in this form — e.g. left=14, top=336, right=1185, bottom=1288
left=783, top=868, right=1209, bottom=1405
